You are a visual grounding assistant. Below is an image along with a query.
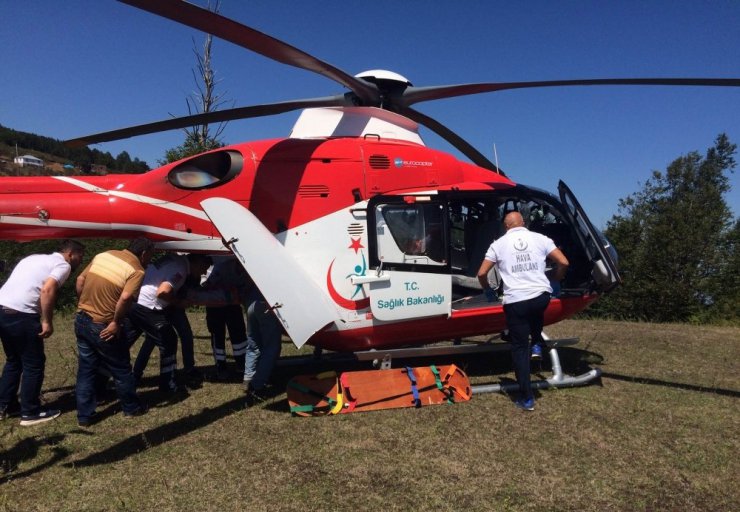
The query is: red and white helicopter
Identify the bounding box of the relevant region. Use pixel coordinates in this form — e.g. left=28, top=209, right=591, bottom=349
left=2, top=1, right=738, bottom=374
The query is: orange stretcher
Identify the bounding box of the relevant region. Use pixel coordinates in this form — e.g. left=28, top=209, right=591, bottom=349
left=287, top=365, right=471, bottom=416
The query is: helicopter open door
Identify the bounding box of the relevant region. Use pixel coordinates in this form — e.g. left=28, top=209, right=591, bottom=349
left=558, top=180, right=622, bottom=292
left=363, top=195, right=452, bottom=321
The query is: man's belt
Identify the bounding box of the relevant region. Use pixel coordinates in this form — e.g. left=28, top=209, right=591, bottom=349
left=1, top=306, right=35, bottom=316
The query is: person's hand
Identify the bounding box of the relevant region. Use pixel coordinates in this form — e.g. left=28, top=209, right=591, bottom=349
left=39, top=321, right=53, bottom=338
left=484, top=288, right=497, bottom=302
left=100, top=320, right=120, bottom=342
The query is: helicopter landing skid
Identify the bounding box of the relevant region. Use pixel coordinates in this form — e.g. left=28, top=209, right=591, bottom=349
left=278, top=333, right=601, bottom=394
left=470, top=333, right=602, bottom=395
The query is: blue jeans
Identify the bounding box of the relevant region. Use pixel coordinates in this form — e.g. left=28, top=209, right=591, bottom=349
left=243, top=300, right=282, bottom=390
left=0, top=308, right=45, bottom=416
left=75, top=312, right=143, bottom=421
left=503, top=292, right=550, bottom=400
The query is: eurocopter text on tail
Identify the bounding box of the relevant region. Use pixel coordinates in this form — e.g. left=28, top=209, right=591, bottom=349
left=2, top=0, right=739, bottom=354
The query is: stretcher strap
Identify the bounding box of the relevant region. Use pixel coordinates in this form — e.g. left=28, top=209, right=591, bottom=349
left=290, top=404, right=316, bottom=414
left=315, top=371, right=344, bottom=415
left=330, top=385, right=345, bottom=415
left=404, top=367, right=422, bottom=408
left=430, top=364, right=454, bottom=404
left=431, top=364, right=444, bottom=390
left=444, top=365, right=472, bottom=401
left=287, top=379, right=336, bottom=415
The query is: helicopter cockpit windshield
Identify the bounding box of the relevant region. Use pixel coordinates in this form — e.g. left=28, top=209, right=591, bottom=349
left=168, top=150, right=244, bottom=190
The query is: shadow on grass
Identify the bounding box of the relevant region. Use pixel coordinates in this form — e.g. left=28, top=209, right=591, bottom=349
left=0, top=434, right=71, bottom=485
left=601, top=372, right=740, bottom=397
left=43, top=377, right=195, bottom=423
left=64, top=395, right=246, bottom=468
left=40, top=384, right=76, bottom=414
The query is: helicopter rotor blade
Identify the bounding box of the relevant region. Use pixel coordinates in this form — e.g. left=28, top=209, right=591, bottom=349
left=400, top=78, right=740, bottom=106
left=66, top=95, right=349, bottom=147
left=119, top=0, right=379, bottom=105
left=397, top=106, right=504, bottom=176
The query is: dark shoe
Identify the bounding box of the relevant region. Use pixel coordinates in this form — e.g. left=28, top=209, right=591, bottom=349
left=184, top=368, right=203, bottom=381
left=183, top=368, right=204, bottom=389
left=78, top=413, right=97, bottom=427
left=20, top=409, right=61, bottom=426
left=245, top=386, right=268, bottom=408
left=159, top=382, right=187, bottom=393
left=123, top=404, right=149, bottom=418
left=0, top=402, right=21, bottom=420
left=210, top=365, right=229, bottom=382
left=514, top=397, right=535, bottom=411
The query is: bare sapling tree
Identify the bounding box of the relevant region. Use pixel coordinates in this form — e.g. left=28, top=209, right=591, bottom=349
left=161, top=0, right=232, bottom=164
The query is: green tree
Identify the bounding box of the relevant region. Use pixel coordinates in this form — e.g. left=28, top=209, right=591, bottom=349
left=0, top=124, right=150, bottom=172
left=595, top=134, right=737, bottom=323
left=116, top=150, right=132, bottom=172
left=707, top=219, right=740, bottom=323
left=161, top=130, right=223, bottom=164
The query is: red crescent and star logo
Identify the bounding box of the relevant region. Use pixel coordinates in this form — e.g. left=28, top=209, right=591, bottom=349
left=325, top=237, right=370, bottom=310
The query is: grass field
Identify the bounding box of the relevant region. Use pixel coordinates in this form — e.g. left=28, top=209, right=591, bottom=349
left=0, top=313, right=738, bottom=512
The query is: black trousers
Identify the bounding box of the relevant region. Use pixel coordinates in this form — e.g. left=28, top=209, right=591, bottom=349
left=129, top=303, right=178, bottom=391
left=206, top=305, right=247, bottom=369
left=503, top=292, right=550, bottom=400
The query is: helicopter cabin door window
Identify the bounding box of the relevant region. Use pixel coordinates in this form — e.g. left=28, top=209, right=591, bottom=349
left=374, top=200, right=446, bottom=266
left=557, top=181, right=621, bottom=292
left=365, top=197, right=451, bottom=322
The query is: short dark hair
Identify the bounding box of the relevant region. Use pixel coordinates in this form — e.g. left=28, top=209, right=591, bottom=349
left=127, top=237, right=155, bottom=258
left=58, top=239, right=85, bottom=254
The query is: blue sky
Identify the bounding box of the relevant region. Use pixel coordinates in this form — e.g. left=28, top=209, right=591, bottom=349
left=2, top=0, right=739, bottom=228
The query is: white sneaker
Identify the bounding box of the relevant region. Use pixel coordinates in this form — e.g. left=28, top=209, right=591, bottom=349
left=20, top=409, right=61, bottom=426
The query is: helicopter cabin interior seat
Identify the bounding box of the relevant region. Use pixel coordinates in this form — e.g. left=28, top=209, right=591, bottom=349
left=450, top=213, right=502, bottom=293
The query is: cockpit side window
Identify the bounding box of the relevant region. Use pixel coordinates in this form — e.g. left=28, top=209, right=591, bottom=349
left=168, top=150, right=243, bottom=190
left=375, top=202, right=446, bottom=266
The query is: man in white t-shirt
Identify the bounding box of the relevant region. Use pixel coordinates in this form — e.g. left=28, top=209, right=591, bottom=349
left=477, top=211, right=569, bottom=411
left=0, top=240, right=85, bottom=426
left=128, top=253, right=212, bottom=393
